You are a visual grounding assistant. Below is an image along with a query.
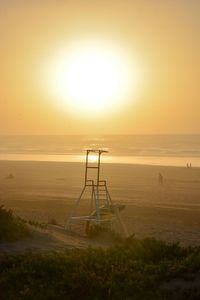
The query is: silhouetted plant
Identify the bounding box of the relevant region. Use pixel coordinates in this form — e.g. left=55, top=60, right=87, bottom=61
left=87, top=224, right=123, bottom=243
left=0, top=205, right=31, bottom=242
left=48, top=218, right=58, bottom=226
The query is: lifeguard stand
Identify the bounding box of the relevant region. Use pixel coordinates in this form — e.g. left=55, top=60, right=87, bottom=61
left=66, top=150, right=128, bottom=237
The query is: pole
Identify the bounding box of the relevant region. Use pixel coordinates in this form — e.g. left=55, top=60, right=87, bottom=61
left=97, top=150, right=101, bottom=185
left=85, top=150, right=89, bottom=185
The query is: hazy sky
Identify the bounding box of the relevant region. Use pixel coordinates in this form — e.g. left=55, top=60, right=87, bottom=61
left=1, top=0, right=199, bottom=135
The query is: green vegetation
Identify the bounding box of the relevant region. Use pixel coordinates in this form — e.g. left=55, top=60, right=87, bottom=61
left=87, top=224, right=123, bottom=243
left=27, top=219, right=47, bottom=229
left=1, top=238, right=200, bottom=299
left=48, top=218, right=59, bottom=226
left=0, top=206, right=30, bottom=242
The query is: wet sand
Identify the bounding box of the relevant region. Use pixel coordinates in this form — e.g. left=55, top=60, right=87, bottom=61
left=1, top=160, right=200, bottom=247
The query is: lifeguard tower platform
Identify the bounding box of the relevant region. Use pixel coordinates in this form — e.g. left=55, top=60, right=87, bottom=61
left=66, top=149, right=128, bottom=237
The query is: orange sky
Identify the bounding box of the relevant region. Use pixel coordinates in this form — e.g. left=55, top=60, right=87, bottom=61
left=1, top=0, right=199, bottom=135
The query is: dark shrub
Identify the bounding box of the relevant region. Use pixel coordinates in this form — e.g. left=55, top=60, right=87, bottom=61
left=0, top=205, right=30, bottom=242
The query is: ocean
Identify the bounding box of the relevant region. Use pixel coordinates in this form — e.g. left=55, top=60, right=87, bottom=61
left=0, top=135, right=200, bottom=167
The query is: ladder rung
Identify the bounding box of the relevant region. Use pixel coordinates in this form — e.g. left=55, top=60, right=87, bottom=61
left=94, top=192, right=106, bottom=194
left=87, top=166, right=98, bottom=169
left=94, top=192, right=107, bottom=195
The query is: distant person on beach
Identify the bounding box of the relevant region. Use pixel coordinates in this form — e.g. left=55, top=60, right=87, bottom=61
left=187, top=163, right=192, bottom=168
left=158, top=173, right=163, bottom=185
left=5, top=173, right=14, bottom=179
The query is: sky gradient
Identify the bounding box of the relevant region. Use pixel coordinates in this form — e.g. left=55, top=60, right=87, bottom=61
left=1, top=0, right=199, bottom=135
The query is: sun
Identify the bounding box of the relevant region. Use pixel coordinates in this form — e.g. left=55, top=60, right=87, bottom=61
left=44, top=41, right=140, bottom=115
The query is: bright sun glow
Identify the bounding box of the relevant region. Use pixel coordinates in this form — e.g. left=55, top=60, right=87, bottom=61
left=88, top=154, right=98, bottom=163
left=44, top=41, right=140, bottom=115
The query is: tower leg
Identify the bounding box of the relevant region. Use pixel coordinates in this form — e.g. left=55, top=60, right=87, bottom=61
left=105, top=185, right=113, bottom=206
left=94, top=186, right=101, bottom=224
left=114, top=206, right=129, bottom=238
left=65, top=186, right=86, bottom=230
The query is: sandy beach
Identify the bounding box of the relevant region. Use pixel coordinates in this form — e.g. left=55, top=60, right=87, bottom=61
left=1, top=160, right=200, bottom=247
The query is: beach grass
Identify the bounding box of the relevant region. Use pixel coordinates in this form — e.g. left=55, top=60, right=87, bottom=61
left=1, top=238, right=200, bottom=299
left=0, top=206, right=31, bottom=242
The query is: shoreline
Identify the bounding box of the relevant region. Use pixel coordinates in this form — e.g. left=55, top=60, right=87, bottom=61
left=0, top=153, right=199, bottom=168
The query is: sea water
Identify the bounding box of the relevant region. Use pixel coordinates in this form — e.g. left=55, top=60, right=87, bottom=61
left=0, top=135, right=200, bottom=167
